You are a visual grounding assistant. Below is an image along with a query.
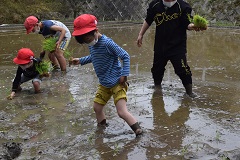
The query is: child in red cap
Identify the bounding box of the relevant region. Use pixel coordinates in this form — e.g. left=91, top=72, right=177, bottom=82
left=24, top=16, right=71, bottom=72
left=7, top=48, right=43, bottom=100
left=71, top=14, right=142, bottom=136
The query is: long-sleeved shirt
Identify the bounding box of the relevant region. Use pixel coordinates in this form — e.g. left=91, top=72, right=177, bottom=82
left=80, top=35, right=130, bottom=88
left=146, top=0, right=192, bottom=56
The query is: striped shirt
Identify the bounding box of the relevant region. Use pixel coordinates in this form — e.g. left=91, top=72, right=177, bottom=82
left=79, top=35, right=130, bottom=88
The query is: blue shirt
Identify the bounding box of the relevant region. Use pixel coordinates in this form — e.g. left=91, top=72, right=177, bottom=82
left=79, top=35, right=130, bottom=88
left=40, top=20, right=71, bottom=40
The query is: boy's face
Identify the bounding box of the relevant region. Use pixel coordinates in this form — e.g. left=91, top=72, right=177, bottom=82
left=82, top=34, right=95, bottom=44
left=32, top=24, right=40, bottom=33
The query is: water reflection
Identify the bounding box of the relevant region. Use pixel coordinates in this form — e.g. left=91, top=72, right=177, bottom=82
left=147, top=88, right=190, bottom=158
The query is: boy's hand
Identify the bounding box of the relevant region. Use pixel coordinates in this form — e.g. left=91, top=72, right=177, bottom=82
left=188, top=23, right=207, bottom=31
left=119, top=76, right=128, bottom=86
left=7, top=92, right=15, bottom=100
left=56, top=40, right=61, bottom=49
left=71, top=58, right=80, bottom=65
left=137, top=35, right=143, bottom=47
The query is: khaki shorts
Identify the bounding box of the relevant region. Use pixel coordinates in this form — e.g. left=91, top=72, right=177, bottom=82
left=94, top=83, right=128, bottom=105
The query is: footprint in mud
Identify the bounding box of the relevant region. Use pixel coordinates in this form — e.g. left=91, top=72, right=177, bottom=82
left=0, top=142, right=22, bottom=159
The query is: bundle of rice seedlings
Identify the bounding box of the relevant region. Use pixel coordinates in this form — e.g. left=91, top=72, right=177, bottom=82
left=42, top=37, right=57, bottom=52
left=64, top=49, right=74, bottom=67
left=35, top=60, right=53, bottom=77
left=188, top=14, right=208, bottom=29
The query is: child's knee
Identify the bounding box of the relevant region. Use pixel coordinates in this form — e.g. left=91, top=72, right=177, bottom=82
left=32, top=78, right=41, bottom=85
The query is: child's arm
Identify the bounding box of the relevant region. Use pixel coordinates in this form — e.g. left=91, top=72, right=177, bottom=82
left=50, top=25, right=66, bottom=49
left=71, top=55, right=92, bottom=66
left=7, top=67, right=22, bottom=100
left=106, top=40, right=130, bottom=77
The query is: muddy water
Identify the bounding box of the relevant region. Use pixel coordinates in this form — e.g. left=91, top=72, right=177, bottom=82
left=0, top=24, right=240, bottom=159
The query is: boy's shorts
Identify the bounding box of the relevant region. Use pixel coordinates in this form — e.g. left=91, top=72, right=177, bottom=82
left=59, top=39, right=70, bottom=51
left=20, top=74, right=42, bottom=84
left=94, top=83, right=128, bottom=105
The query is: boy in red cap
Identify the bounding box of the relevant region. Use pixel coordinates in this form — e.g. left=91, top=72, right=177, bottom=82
left=7, top=48, right=43, bottom=100
left=24, top=16, right=71, bottom=71
left=71, top=14, right=142, bottom=136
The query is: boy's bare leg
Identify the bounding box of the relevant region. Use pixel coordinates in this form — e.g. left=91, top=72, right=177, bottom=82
left=54, top=49, right=66, bottom=71
left=48, top=51, right=59, bottom=69
left=33, top=81, right=41, bottom=93
left=116, top=99, right=142, bottom=136
left=115, top=99, right=137, bottom=126
left=93, top=102, right=106, bottom=125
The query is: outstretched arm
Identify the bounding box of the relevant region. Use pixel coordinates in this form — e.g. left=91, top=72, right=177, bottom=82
left=137, top=20, right=150, bottom=47
left=50, top=25, right=66, bottom=49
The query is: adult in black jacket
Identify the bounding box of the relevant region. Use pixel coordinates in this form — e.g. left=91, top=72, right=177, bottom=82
left=137, top=0, right=206, bottom=97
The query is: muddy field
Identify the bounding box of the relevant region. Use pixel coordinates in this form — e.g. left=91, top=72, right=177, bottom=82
left=0, top=23, right=240, bottom=160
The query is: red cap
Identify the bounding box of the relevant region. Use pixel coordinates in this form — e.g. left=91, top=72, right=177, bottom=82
left=24, top=16, right=38, bottom=34
left=13, top=48, right=35, bottom=64
left=72, top=14, right=97, bottom=36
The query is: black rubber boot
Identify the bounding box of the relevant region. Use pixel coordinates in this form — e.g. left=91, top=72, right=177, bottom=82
left=130, top=122, right=143, bottom=137
left=184, top=84, right=195, bottom=98
left=97, top=119, right=109, bottom=127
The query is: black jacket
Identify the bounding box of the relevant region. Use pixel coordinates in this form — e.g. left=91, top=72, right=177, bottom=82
left=146, top=0, right=192, bottom=56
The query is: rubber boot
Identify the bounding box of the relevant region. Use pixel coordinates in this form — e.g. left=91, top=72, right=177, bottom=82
left=130, top=122, right=143, bottom=137
left=184, top=84, right=195, bottom=98
left=97, top=119, right=109, bottom=127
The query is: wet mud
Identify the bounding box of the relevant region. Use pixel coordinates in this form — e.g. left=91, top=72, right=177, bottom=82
left=0, top=23, right=240, bottom=159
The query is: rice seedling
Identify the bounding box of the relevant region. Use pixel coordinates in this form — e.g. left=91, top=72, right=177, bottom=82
left=188, top=14, right=208, bottom=29
left=179, top=145, right=189, bottom=156
left=64, top=49, right=74, bottom=67
left=87, top=132, right=95, bottom=144
left=42, top=37, right=57, bottom=52
left=113, top=143, right=120, bottom=156
left=215, top=130, right=221, bottom=141
left=35, top=60, right=53, bottom=78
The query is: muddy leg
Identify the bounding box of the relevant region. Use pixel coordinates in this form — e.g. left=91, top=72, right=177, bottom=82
left=48, top=51, right=59, bottom=69
left=33, top=81, right=41, bottom=93
left=54, top=49, right=66, bottom=71
left=93, top=102, right=107, bottom=126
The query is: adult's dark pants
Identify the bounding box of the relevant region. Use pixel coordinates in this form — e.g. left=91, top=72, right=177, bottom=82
left=151, top=52, right=192, bottom=86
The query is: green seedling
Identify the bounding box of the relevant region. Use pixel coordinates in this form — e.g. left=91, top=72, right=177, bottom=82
left=64, top=49, right=73, bottom=60
left=64, top=49, right=74, bottom=67
left=113, top=143, right=120, bottom=156
left=35, top=60, right=53, bottom=77
left=87, top=132, right=95, bottom=144
left=180, top=145, right=189, bottom=156
left=42, top=37, right=57, bottom=52
left=188, top=14, right=208, bottom=29
left=215, top=130, right=221, bottom=141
